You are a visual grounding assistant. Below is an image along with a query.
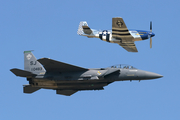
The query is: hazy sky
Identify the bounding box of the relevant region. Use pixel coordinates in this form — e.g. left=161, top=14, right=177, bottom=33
left=0, top=0, right=179, bottom=120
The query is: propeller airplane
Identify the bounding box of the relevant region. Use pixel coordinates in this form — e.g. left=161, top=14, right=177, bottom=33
left=77, top=17, right=155, bottom=52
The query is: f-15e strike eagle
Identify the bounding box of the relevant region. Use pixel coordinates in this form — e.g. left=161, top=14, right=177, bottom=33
left=77, top=17, right=155, bottom=52
left=10, top=51, right=162, bottom=96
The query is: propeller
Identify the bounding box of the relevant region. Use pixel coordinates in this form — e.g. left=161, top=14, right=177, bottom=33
left=150, top=21, right=152, bottom=48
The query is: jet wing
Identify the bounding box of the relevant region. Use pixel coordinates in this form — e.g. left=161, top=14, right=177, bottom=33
left=112, top=17, right=134, bottom=41
left=119, top=41, right=138, bottom=52
left=37, top=58, right=88, bottom=72
left=56, top=90, right=78, bottom=96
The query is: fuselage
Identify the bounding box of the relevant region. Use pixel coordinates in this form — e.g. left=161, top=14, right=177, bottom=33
left=85, top=29, right=155, bottom=43
left=28, top=64, right=162, bottom=90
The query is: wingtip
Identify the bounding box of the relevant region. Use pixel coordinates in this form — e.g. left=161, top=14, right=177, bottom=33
left=10, top=68, right=18, bottom=72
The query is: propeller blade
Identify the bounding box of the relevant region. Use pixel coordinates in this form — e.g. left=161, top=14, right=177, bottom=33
left=150, top=21, right=152, bottom=32
left=150, top=21, right=152, bottom=48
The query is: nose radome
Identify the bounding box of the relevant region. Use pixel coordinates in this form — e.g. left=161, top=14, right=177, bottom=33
left=145, top=71, right=163, bottom=79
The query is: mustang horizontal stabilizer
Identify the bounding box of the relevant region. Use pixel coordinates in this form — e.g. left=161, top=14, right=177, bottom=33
left=56, top=90, right=78, bottom=96
left=119, top=41, right=138, bottom=52
left=10, top=68, right=36, bottom=77
left=23, top=85, right=41, bottom=93
left=38, top=58, right=88, bottom=72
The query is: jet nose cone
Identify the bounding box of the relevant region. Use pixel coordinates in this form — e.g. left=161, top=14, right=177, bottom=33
left=145, top=71, right=163, bottom=79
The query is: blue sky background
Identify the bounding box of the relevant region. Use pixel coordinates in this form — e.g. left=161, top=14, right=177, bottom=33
left=0, top=0, right=180, bottom=120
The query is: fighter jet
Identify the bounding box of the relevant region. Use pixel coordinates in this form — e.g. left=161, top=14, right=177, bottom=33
left=10, top=51, right=162, bottom=96
left=77, top=17, right=155, bottom=52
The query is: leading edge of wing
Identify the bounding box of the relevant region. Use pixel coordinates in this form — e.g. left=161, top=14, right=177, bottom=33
left=37, top=58, right=88, bottom=72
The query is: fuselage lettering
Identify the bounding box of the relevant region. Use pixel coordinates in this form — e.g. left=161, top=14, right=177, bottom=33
left=31, top=67, right=42, bottom=71
left=30, top=61, right=37, bottom=65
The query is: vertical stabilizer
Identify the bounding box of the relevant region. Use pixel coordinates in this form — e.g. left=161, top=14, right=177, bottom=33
left=77, top=21, right=92, bottom=35
left=24, top=51, right=46, bottom=74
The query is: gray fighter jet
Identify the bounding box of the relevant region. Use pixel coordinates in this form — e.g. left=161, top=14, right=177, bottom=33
left=10, top=51, right=163, bottom=96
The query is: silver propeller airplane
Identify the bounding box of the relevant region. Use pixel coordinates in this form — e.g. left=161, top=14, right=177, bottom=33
left=10, top=51, right=162, bottom=96
left=77, top=17, right=155, bottom=52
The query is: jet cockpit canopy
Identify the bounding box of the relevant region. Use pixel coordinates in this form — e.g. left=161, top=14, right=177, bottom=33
left=108, top=64, right=136, bottom=69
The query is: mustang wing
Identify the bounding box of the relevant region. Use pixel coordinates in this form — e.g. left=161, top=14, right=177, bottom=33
left=112, top=17, right=138, bottom=52
left=119, top=41, right=138, bottom=52
left=112, top=17, right=134, bottom=41
left=37, top=58, right=88, bottom=72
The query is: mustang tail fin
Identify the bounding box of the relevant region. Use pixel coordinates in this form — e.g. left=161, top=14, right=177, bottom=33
left=77, top=21, right=92, bottom=35
left=24, top=51, right=46, bottom=74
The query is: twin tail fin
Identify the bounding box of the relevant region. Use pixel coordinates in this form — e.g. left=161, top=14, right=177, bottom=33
left=11, top=51, right=46, bottom=77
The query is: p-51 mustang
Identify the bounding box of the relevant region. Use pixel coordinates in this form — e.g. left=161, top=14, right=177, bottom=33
left=77, top=17, right=155, bottom=52
left=10, top=51, right=162, bottom=96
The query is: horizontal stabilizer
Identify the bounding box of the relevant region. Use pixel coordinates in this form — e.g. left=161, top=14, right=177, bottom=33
left=23, top=85, right=41, bottom=93
left=38, top=58, right=88, bottom=72
left=10, top=68, right=36, bottom=77
left=56, top=90, right=77, bottom=96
